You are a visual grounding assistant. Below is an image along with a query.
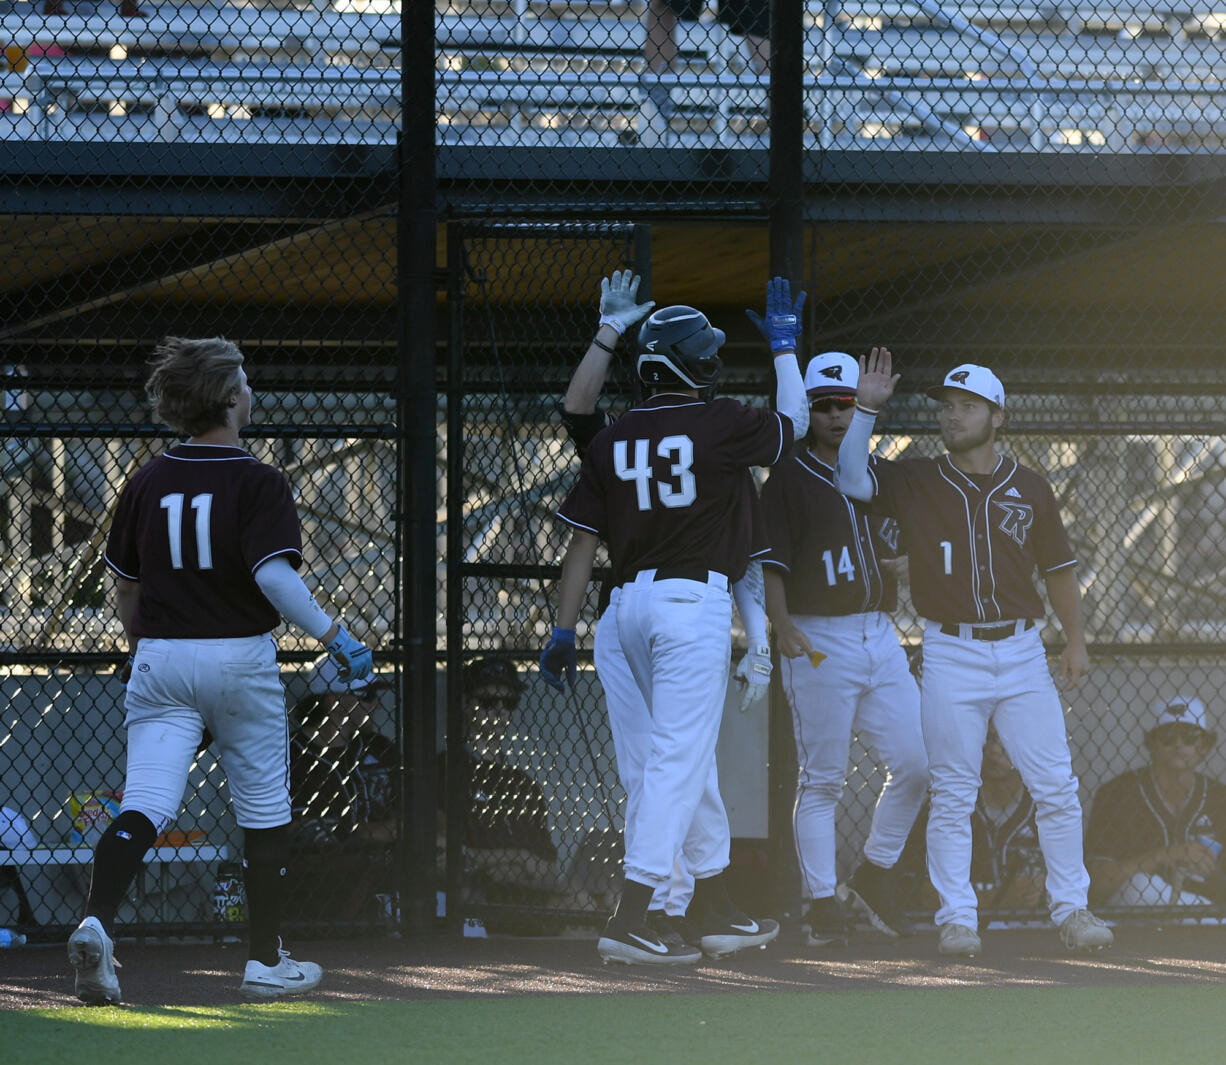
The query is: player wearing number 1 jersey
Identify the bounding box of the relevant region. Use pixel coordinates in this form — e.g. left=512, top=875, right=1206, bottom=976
left=67, top=337, right=373, bottom=1005
left=834, top=352, right=1113, bottom=958
left=544, top=284, right=808, bottom=964
left=761, top=351, right=928, bottom=947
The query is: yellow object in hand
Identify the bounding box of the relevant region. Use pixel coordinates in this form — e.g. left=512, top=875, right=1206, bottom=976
left=808, top=650, right=826, bottom=668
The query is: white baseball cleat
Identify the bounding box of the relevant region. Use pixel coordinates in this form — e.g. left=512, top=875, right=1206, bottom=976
left=240, top=941, right=323, bottom=999
left=697, top=912, right=780, bottom=959
left=1060, top=909, right=1114, bottom=951
left=68, top=916, right=122, bottom=1005
left=937, top=922, right=982, bottom=958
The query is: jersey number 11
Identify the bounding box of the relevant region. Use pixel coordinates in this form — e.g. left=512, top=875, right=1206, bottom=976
left=160, top=492, right=214, bottom=570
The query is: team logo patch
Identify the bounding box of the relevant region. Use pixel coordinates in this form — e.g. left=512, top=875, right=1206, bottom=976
left=138, top=663, right=151, bottom=672
left=821, top=365, right=843, bottom=380
left=950, top=370, right=970, bottom=384
left=994, top=500, right=1034, bottom=547
left=878, top=517, right=901, bottom=553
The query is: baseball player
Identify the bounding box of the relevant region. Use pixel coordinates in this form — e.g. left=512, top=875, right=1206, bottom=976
left=541, top=281, right=807, bottom=964
left=552, top=270, right=773, bottom=950
left=833, top=351, right=1112, bottom=956
left=1086, top=696, right=1226, bottom=908
left=68, top=336, right=373, bottom=1004
left=761, top=350, right=929, bottom=946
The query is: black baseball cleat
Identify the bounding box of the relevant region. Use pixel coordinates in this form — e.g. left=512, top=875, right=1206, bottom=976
left=838, top=859, right=915, bottom=937
left=696, top=909, right=780, bottom=959
left=803, top=895, right=848, bottom=948
left=647, top=909, right=700, bottom=951
left=597, top=915, right=702, bottom=965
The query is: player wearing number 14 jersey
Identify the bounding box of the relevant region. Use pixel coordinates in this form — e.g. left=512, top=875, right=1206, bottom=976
left=761, top=351, right=928, bottom=947
left=67, top=337, right=373, bottom=1006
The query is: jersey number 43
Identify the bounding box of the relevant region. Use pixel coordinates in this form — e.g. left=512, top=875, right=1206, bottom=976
left=614, top=437, right=696, bottom=511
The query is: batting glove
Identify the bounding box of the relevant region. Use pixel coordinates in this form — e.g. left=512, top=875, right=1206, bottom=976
left=732, top=643, right=772, bottom=713
left=324, top=625, right=373, bottom=683
left=745, top=276, right=805, bottom=354
left=598, top=269, right=655, bottom=336
left=117, top=653, right=134, bottom=685
left=540, top=626, right=578, bottom=691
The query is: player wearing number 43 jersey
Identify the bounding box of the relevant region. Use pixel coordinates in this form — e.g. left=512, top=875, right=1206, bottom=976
left=544, top=280, right=808, bottom=964
left=761, top=351, right=928, bottom=947
left=835, top=351, right=1113, bottom=957
left=67, top=337, right=373, bottom=1006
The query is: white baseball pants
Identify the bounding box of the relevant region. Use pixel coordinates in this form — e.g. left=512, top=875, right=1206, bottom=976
left=595, top=588, right=716, bottom=913
left=121, top=634, right=291, bottom=831
left=920, top=622, right=1091, bottom=928
left=612, top=570, right=733, bottom=889
left=780, top=611, right=928, bottom=901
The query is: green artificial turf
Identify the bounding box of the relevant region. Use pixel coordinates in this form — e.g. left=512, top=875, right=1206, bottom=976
left=7, top=986, right=1222, bottom=1065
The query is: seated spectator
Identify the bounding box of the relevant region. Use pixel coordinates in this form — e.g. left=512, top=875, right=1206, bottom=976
left=286, top=660, right=396, bottom=923
left=899, top=726, right=1046, bottom=916
left=1086, top=696, right=1226, bottom=909
left=442, top=657, right=566, bottom=931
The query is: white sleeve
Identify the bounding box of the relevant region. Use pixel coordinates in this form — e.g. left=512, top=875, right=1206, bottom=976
left=732, top=561, right=768, bottom=645
left=773, top=352, right=808, bottom=442
left=253, top=556, right=335, bottom=639
left=833, top=408, right=878, bottom=502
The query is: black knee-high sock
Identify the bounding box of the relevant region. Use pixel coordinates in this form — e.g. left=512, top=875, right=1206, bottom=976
left=86, top=810, right=158, bottom=935
left=243, top=824, right=289, bottom=966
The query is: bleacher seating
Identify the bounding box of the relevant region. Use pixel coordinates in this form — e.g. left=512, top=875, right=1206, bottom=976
left=2, top=0, right=1226, bottom=149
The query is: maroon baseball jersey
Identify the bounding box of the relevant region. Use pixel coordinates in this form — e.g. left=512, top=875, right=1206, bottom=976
left=104, top=443, right=303, bottom=638
left=557, top=395, right=792, bottom=582
left=867, top=453, right=1074, bottom=624
left=761, top=450, right=900, bottom=616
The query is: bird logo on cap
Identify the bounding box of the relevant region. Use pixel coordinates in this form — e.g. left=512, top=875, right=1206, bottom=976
left=821, top=366, right=843, bottom=380
left=950, top=370, right=970, bottom=384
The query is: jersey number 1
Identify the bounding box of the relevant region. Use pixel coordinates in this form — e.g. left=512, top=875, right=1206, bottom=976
left=160, top=492, right=214, bottom=570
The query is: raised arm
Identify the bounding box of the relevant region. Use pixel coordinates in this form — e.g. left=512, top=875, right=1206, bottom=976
left=834, top=347, right=898, bottom=502
left=563, top=269, right=655, bottom=415
left=747, top=276, right=808, bottom=441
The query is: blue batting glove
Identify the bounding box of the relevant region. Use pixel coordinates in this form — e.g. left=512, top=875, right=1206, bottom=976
left=540, top=626, right=577, bottom=691
left=324, top=625, right=373, bottom=683
left=745, top=276, right=806, bottom=353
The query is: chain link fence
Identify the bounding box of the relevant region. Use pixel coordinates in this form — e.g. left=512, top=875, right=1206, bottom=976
left=3, top=0, right=1226, bottom=944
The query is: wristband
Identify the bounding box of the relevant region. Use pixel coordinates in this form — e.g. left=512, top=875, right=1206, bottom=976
left=591, top=336, right=616, bottom=355
left=598, top=314, right=627, bottom=336
left=855, top=403, right=880, bottom=416
left=551, top=625, right=576, bottom=643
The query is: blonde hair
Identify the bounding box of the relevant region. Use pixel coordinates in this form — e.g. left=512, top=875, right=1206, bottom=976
left=145, top=337, right=244, bottom=436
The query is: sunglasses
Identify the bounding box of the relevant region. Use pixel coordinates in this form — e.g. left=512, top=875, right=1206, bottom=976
left=1154, top=726, right=1207, bottom=747
left=809, top=395, right=857, bottom=415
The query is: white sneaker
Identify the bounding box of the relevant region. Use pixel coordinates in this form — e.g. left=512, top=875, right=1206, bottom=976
left=240, top=940, right=323, bottom=999
left=68, top=916, right=122, bottom=1005
left=1060, top=908, right=1114, bottom=951
left=937, top=922, right=982, bottom=957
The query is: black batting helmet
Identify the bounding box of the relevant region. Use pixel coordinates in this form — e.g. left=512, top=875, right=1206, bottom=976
left=636, top=305, right=726, bottom=392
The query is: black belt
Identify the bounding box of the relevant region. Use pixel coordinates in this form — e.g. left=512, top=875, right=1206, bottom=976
left=654, top=565, right=721, bottom=583
left=940, top=619, right=1035, bottom=641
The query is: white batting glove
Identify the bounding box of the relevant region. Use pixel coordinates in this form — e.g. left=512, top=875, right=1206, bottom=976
left=598, top=269, right=655, bottom=335
left=733, top=643, right=772, bottom=713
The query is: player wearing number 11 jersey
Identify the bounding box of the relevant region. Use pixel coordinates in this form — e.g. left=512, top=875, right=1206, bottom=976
left=67, top=336, right=373, bottom=1006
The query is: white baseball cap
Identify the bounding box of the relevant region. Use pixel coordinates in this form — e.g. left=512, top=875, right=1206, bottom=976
left=1148, top=695, right=1212, bottom=738
left=925, top=363, right=1006, bottom=409
left=304, top=654, right=390, bottom=700
left=803, top=352, right=858, bottom=396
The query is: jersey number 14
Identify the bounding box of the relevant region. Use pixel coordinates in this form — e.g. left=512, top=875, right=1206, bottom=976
left=160, top=492, right=214, bottom=569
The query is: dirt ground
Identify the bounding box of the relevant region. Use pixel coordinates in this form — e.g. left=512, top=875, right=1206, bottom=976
left=3, top=922, right=1225, bottom=1010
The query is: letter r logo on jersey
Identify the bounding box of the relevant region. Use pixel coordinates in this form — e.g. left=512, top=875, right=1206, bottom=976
left=994, top=500, right=1034, bottom=547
